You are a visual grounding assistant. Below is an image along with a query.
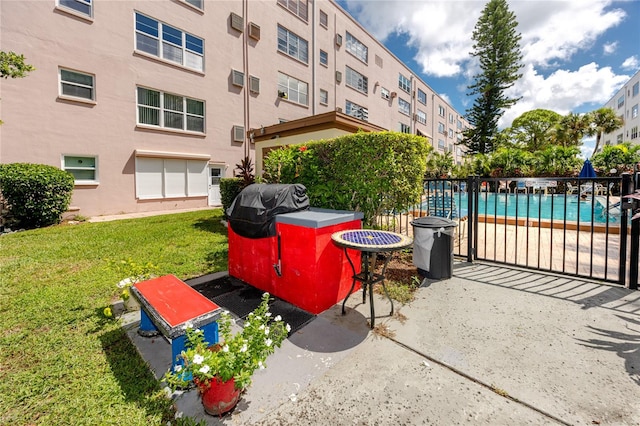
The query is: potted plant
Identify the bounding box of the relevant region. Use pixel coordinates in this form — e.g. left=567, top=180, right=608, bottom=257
left=110, top=258, right=158, bottom=311
left=163, top=293, right=290, bottom=416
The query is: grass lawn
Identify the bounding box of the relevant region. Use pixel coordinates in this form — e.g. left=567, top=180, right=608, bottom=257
left=0, top=209, right=228, bottom=425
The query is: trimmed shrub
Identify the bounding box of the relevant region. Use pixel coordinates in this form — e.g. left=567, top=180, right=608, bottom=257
left=0, top=163, right=74, bottom=229
left=220, top=177, right=243, bottom=219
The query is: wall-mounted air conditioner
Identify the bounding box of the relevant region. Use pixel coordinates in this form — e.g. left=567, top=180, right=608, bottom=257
left=335, top=71, right=342, bottom=83
left=232, top=69, right=244, bottom=87
left=248, top=22, right=261, bottom=40
left=233, top=125, right=245, bottom=142
left=230, top=12, right=243, bottom=32
left=335, top=34, right=343, bottom=46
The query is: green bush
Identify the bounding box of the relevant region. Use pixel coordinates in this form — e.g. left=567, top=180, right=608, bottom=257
left=263, top=131, right=430, bottom=226
left=0, top=163, right=74, bottom=229
left=220, top=177, right=243, bottom=219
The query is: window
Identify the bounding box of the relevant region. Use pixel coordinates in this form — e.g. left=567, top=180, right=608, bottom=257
left=457, top=119, right=463, bottom=129
left=399, top=123, right=410, bottom=134
left=135, top=13, right=204, bottom=72
left=135, top=156, right=208, bottom=200
left=449, top=113, right=454, bottom=123
left=185, top=0, right=203, bottom=9
left=416, top=110, right=426, bottom=125
left=417, top=89, right=426, bottom=105
left=59, top=69, right=94, bottom=101
left=319, top=50, right=328, bottom=66
left=249, top=75, right=260, bottom=94
left=438, top=139, right=445, bottom=150
left=632, top=126, right=638, bottom=140
left=398, top=73, right=411, bottom=93
left=632, top=104, right=638, bottom=118
left=398, top=98, right=410, bottom=115
left=319, top=10, right=328, bottom=28
left=58, top=0, right=92, bottom=17
left=633, top=82, right=639, bottom=97
left=345, top=66, right=368, bottom=94
left=277, top=0, right=308, bottom=21
left=438, top=122, right=445, bottom=134
left=346, top=100, right=368, bottom=121
left=278, top=72, right=308, bottom=105
left=380, top=87, right=390, bottom=100
left=618, top=95, right=625, bottom=109
left=617, top=133, right=623, bottom=143
left=319, top=89, right=328, bottom=105
left=63, top=155, right=97, bottom=183
left=345, top=32, right=368, bottom=63
left=277, top=25, right=308, bottom=63
left=438, top=105, right=445, bottom=117
left=137, top=87, right=205, bottom=133
left=448, top=128, right=453, bottom=138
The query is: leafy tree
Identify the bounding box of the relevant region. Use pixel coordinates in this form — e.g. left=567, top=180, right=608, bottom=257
left=584, top=107, right=623, bottom=158
left=488, top=147, right=533, bottom=177
left=591, top=142, right=640, bottom=174
left=508, top=109, right=562, bottom=152
left=533, top=145, right=581, bottom=176
left=425, top=151, right=455, bottom=178
left=552, top=112, right=590, bottom=147
left=461, top=0, right=523, bottom=155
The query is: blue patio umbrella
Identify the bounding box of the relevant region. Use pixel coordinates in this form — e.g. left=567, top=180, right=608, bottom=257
left=579, top=159, right=596, bottom=178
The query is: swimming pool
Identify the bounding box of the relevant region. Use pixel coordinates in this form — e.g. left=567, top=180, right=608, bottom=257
left=430, top=193, right=620, bottom=224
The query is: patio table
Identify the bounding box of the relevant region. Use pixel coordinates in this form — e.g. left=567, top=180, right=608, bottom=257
left=331, top=229, right=413, bottom=328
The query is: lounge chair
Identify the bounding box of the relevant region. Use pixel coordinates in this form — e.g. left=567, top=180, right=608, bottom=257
left=424, top=192, right=468, bottom=245
left=566, top=182, right=579, bottom=195
left=515, top=181, right=528, bottom=193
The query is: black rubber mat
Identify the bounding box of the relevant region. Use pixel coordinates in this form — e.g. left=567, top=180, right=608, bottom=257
left=190, top=275, right=315, bottom=334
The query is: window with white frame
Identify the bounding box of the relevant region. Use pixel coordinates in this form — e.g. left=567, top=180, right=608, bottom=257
left=449, top=113, right=454, bottom=123
left=137, top=87, right=205, bottom=133
left=277, top=25, right=308, bottom=63
left=277, top=0, right=308, bottom=21
left=135, top=12, right=204, bottom=71
left=399, top=123, right=410, bottom=133
left=617, top=133, right=623, bottom=143
left=438, top=105, right=445, bottom=117
left=632, top=104, right=638, bottom=118
left=398, top=98, right=410, bottom=115
left=448, top=128, right=453, bottom=138
left=346, top=100, right=368, bottom=122
left=438, top=122, right=445, bottom=134
left=618, top=95, right=625, bottom=108
left=135, top=156, right=208, bottom=199
left=345, top=32, right=368, bottom=63
left=457, top=119, right=462, bottom=129
left=438, top=139, right=445, bottom=150
left=185, top=0, right=203, bottom=9
left=417, top=88, right=426, bottom=105
left=319, top=10, right=328, bottom=28
left=59, top=68, right=94, bottom=101
left=319, top=50, right=328, bottom=66
left=62, top=155, right=98, bottom=183
left=633, top=82, right=639, bottom=97
left=398, top=73, right=411, bottom=93
left=319, top=89, right=328, bottom=105
left=380, top=87, right=390, bottom=100
left=416, top=110, right=426, bottom=125
left=345, top=66, right=368, bottom=94
left=278, top=72, right=308, bottom=105
left=58, top=0, right=92, bottom=17
left=631, top=126, right=638, bottom=140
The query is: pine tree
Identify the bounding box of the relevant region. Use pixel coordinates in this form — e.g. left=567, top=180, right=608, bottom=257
left=462, top=0, right=523, bottom=155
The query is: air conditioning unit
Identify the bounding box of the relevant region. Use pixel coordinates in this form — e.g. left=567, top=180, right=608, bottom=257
left=249, top=76, right=260, bottom=94
left=335, top=71, right=342, bottom=83
left=248, top=22, right=261, bottom=40
left=336, top=107, right=343, bottom=113
left=230, top=12, right=243, bottom=32
left=277, top=90, right=288, bottom=99
left=233, top=125, right=245, bottom=142
left=335, top=34, right=343, bottom=46
left=232, top=69, right=244, bottom=87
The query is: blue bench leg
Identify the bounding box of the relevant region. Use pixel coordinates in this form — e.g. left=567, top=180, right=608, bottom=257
left=170, top=322, right=220, bottom=369
left=138, top=309, right=160, bottom=337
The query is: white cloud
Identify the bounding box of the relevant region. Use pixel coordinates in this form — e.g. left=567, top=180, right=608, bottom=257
left=621, top=56, right=640, bottom=71
left=603, top=41, right=618, bottom=55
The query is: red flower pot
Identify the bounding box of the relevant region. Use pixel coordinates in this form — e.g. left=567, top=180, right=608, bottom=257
left=199, top=377, right=242, bottom=416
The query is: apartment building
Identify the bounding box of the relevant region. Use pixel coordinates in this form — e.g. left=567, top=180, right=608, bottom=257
left=602, top=69, right=640, bottom=147
left=0, top=0, right=469, bottom=217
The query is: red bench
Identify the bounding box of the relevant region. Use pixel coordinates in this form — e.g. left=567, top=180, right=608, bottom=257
left=131, top=274, right=222, bottom=369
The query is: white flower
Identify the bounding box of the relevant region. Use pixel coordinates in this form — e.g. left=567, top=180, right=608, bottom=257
left=286, top=323, right=291, bottom=333
left=199, top=365, right=210, bottom=374
left=174, top=411, right=183, bottom=419
left=183, top=321, right=194, bottom=330
left=274, top=315, right=282, bottom=322
left=162, top=386, right=173, bottom=398
left=222, top=345, right=229, bottom=352
left=265, top=312, right=272, bottom=317
left=264, top=327, right=270, bottom=335
left=173, top=364, right=182, bottom=372
left=192, top=354, right=204, bottom=364
left=258, top=361, right=265, bottom=369
left=240, top=343, right=248, bottom=353
left=265, top=338, right=272, bottom=347
left=259, top=324, right=265, bottom=330
left=116, top=277, right=133, bottom=289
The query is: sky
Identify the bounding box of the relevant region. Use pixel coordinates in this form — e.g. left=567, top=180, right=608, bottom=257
left=336, top=0, right=640, bottom=157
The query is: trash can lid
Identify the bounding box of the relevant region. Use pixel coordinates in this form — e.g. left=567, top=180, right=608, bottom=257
left=411, top=216, right=457, bottom=228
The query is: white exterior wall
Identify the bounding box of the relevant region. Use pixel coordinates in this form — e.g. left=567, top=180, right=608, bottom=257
left=0, top=0, right=469, bottom=217
left=602, top=69, right=640, bottom=147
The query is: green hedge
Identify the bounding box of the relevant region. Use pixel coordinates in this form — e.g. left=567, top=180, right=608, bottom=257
left=262, top=131, right=430, bottom=226
left=0, top=163, right=74, bottom=229
left=220, top=177, right=243, bottom=219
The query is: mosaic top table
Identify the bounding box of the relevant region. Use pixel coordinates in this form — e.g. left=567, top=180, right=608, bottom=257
left=331, top=229, right=413, bottom=328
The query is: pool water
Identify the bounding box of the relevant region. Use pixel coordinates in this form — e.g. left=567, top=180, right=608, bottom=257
left=447, top=193, right=619, bottom=224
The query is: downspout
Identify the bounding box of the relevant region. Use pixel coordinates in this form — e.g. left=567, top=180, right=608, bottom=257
left=311, top=0, right=316, bottom=115
left=243, top=0, right=250, bottom=158
left=410, top=75, right=414, bottom=134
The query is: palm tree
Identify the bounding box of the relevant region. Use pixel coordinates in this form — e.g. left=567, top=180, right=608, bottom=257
left=552, top=112, right=590, bottom=147
left=586, top=107, right=624, bottom=158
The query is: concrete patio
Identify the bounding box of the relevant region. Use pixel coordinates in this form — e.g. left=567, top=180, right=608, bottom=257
left=126, top=262, right=640, bottom=425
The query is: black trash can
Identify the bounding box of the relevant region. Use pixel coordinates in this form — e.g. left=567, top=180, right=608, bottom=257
left=411, top=216, right=457, bottom=279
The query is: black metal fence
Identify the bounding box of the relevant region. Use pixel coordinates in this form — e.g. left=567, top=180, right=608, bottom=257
left=376, top=174, right=639, bottom=289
